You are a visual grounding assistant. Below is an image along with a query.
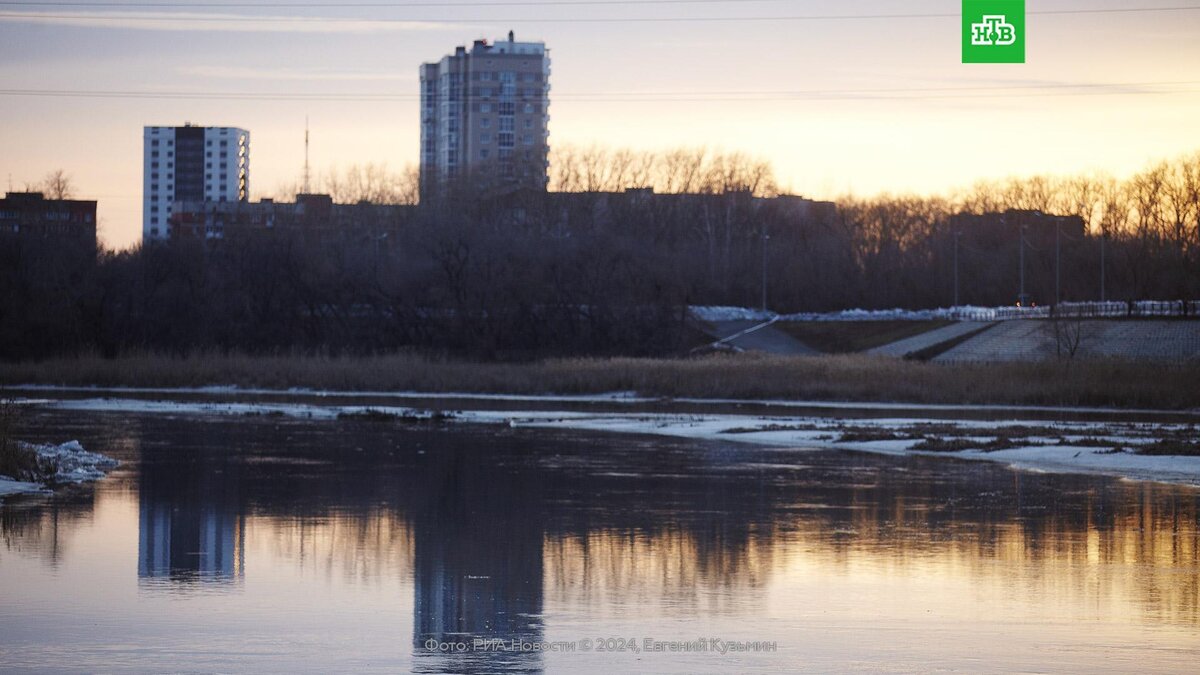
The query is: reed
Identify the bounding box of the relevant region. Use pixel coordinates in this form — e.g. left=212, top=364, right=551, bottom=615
left=1, top=352, right=1197, bottom=410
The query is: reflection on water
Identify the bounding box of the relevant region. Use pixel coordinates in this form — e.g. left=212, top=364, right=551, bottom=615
left=138, top=446, right=245, bottom=587
left=0, top=411, right=1197, bottom=672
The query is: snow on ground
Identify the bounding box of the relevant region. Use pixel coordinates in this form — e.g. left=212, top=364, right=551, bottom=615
left=689, top=306, right=775, bottom=322
left=0, top=440, right=118, bottom=499
left=0, top=476, right=42, bottom=497
left=9, top=385, right=1192, bottom=417
left=488, top=413, right=1200, bottom=486
left=692, top=301, right=1196, bottom=323
left=26, top=396, right=1200, bottom=487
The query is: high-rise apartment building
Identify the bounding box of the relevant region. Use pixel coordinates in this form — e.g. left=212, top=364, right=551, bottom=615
left=419, top=32, right=550, bottom=197
left=143, top=124, right=249, bottom=241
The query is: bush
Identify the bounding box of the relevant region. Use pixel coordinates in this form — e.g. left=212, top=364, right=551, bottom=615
left=0, top=400, right=57, bottom=482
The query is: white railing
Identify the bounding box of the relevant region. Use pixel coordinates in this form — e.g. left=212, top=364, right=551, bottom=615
left=691, top=301, right=1200, bottom=323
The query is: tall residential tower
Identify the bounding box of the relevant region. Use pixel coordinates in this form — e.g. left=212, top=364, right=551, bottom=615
left=419, top=32, right=550, bottom=198
left=143, top=124, right=249, bottom=241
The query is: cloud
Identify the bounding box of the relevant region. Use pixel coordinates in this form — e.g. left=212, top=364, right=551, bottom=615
left=0, top=10, right=461, bottom=34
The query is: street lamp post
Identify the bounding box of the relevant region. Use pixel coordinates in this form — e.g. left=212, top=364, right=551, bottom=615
left=1100, top=231, right=1107, bottom=302
left=760, top=230, right=770, bottom=312
left=953, top=230, right=961, bottom=307
left=1055, top=221, right=1061, bottom=306
left=1018, top=224, right=1029, bottom=306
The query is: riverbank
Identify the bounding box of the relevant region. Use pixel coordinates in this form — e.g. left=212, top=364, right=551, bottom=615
left=17, top=392, right=1200, bottom=486
left=3, top=352, right=1200, bottom=409
left=0, top=440, right=118, bottom=499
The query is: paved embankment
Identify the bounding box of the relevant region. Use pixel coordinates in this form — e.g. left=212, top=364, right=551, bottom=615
left=934, top=320, right=1200, bottom=363
left=867, top=321, right=993, bottom=358
left=700, top=320, right=819, bottom=355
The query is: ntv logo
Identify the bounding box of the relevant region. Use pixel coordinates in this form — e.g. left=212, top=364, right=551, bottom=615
left=971, top=15, right=1017, bottom=46
left=962, top=1, right=1025, bottom=63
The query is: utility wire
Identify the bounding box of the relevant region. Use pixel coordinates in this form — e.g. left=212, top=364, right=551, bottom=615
left=2, top=81, right=1199, bottom=102
left=0, top=0, right=859, bottom=6
left=1, top=5, right=1199, bottom=23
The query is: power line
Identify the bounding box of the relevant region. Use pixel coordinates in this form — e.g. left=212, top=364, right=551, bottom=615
left=2, top=81, right=1199, bottom=102
left=1, top=5, right=1199, bottom=24
left=0, top=0, right=851, bottom=6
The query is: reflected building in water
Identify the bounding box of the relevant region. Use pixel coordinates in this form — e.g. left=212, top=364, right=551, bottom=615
left=137, top=447, right=245, bottom=586
left=410, top=446, right=546, bottom=673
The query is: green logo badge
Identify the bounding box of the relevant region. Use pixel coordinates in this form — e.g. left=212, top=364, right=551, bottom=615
left=962, top=0, right=1025, bottom=63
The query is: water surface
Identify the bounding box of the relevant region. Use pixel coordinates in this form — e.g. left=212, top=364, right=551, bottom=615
left=1, top=410, right=1197, bottom=672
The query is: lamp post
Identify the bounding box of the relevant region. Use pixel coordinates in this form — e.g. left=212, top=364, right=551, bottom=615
left=1100, top=231, right=1107, bottom=302
left=953, top=230, right=961, bottom=307
left=1055, top=221, right=1061, bottom=306
left=760, top=230, right=770, bottom=312
left=1018, top=224, right=1029, bottom=306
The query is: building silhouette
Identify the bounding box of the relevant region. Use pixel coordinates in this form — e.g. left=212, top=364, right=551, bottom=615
left=420, top=32, right=550, bottom=198
left=143, top=124, right=250, bottom=241
left=0, top=191, right=97, bottom=249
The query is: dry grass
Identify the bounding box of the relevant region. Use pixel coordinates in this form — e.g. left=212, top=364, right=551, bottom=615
left=1, top=352, right=1198, bottom=410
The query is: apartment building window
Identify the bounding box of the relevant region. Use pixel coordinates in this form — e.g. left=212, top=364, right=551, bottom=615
left=151, top=140, right=159, bottom=147
left=524, top=103, right=534, bottom=114
left=481, top=102, right=492, bottom=113
left=523, top=134, right=533, bottom=145
left=151, top=151, right=159, bottom=158
left=499, top=117, right=514, bottom=131
left=480, top=133, right=491, bottom=143
left=481, top=149, right=490, bottom=159
left=524, top=118, right=533, bottom=129
left=481, top=118, right=491, bottom=128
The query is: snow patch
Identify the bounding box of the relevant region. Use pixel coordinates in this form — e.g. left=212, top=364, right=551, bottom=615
left=0, top=440, right=118, bottom=499
left=689, top=306, right=776, bottom=322
left=31, top=440, right=120, bottom=483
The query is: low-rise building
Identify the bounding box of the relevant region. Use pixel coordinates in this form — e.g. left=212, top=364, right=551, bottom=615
left=0, top=191, right=97, bottom=249
left=168, top=193, right=415, bottom=242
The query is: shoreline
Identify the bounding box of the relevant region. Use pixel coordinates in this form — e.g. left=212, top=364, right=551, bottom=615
left=16, top=390, right=1200, bottom=488
left=4, top=353, right=1200, bottom=411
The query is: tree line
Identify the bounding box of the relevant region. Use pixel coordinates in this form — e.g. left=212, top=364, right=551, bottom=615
left=1, top=147, right=1196, bottom=360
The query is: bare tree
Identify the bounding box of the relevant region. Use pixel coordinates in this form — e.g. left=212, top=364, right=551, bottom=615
left=36, top=169, right=76, bottom=199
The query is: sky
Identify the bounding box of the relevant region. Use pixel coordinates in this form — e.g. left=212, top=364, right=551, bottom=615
left=1, top=0, right=1199, bottom=250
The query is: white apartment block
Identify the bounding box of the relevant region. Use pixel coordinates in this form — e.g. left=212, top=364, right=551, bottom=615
left=143, top=124, right=249, bottom=241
